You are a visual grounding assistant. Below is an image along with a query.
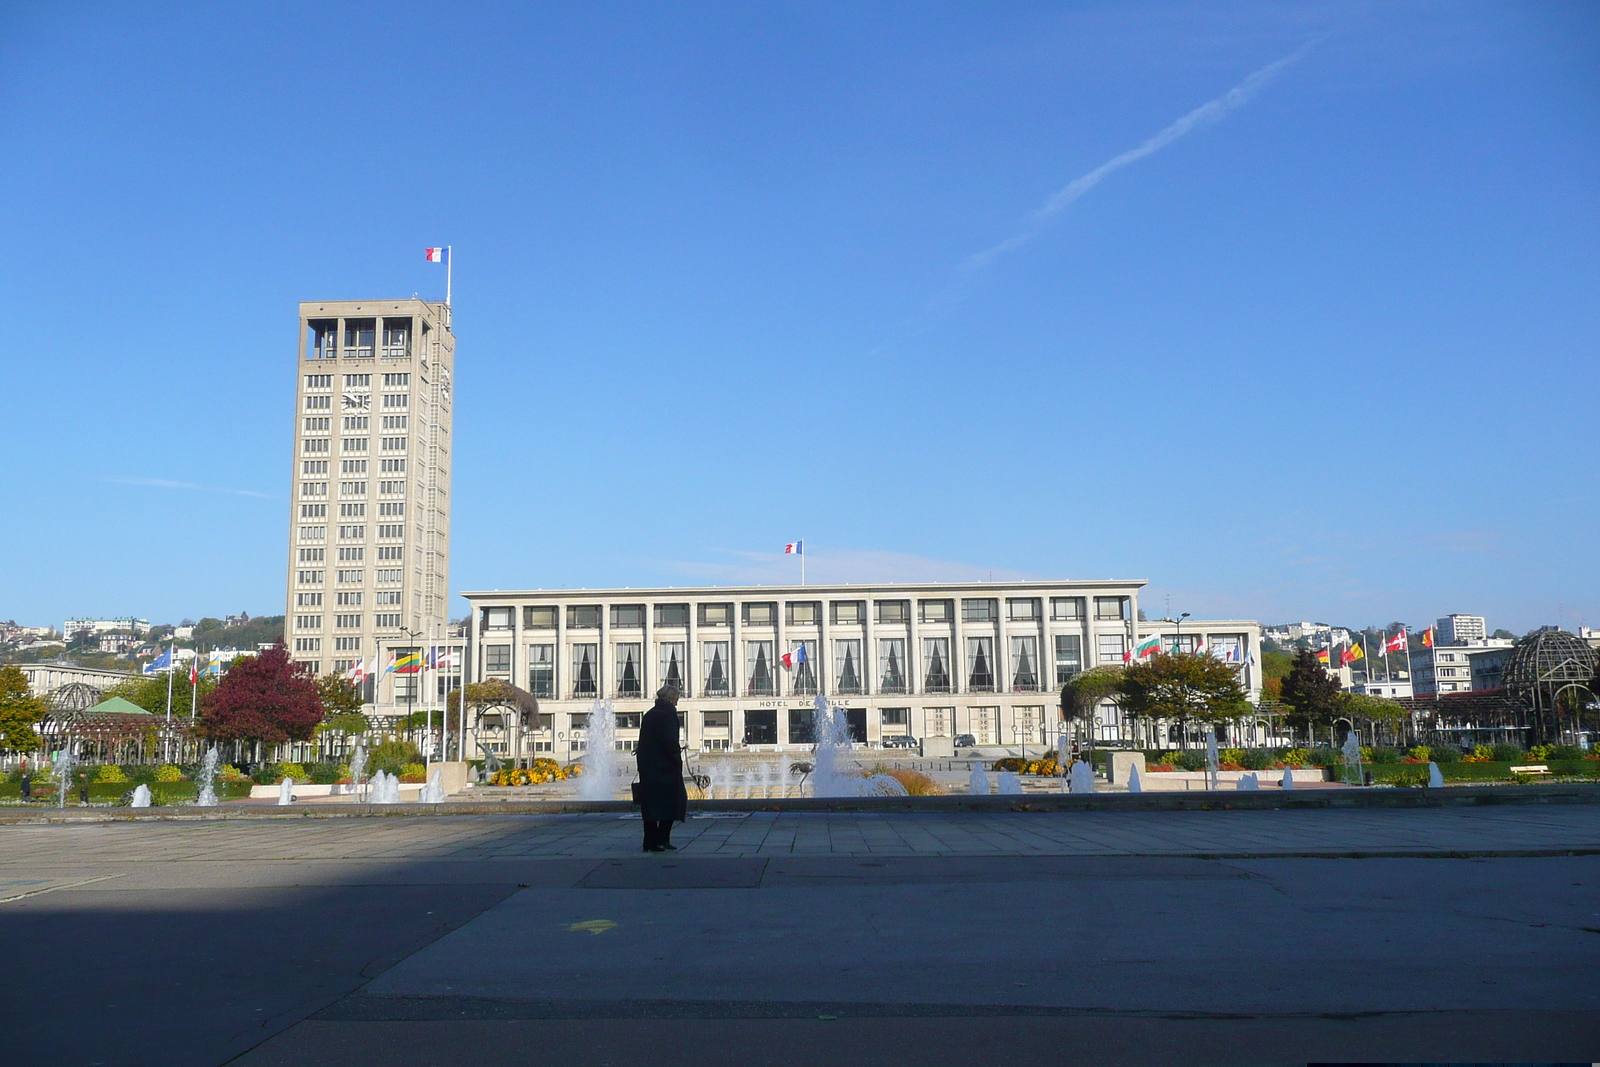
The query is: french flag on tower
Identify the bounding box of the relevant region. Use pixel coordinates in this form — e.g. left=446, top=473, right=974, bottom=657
left=784, top=540, right=802, bottom=555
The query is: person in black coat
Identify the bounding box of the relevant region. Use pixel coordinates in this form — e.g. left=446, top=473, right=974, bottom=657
left=635, top=685, right=688, bottom=852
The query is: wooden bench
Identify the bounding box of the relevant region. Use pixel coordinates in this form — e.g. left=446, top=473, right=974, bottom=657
left=1509, top=764, right=1550, bottom=775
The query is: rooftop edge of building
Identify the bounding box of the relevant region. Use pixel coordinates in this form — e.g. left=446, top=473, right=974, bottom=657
left=460, top=579, right=1150, bottom=599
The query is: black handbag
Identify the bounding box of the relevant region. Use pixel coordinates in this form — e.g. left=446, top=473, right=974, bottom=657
left=629, top=782, right=642, bottom=805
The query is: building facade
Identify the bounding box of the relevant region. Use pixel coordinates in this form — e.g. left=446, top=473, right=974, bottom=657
left=284, top=299, right=454, bottom=681
left=459, top=580, right=1264, bottom=761
left=1411, top=639, right=1514, bottom=696
left=1437, top=614, right=1487, bottom=646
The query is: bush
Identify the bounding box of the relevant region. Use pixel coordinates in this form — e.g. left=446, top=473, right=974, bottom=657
left=154, top=764, right=185, bottom=782
left=491, top=757, right=573, bottom=786
left=1368, top=746, right=1402, bottom=765
left=1172, top=750, right=1207, bottom=772
left=398, top=762, right=427, bottom=783
left=367, top=740, right=421, bottom=776
left=1279, top=748, right=1310, bottom=767
left=1407, top=745, right=1431, bottom=761
left=308, top=762, right=350, bottom=785
left=992, top=757, right=1060, bottom=775
left=1305, top=748, right=1340, bottom=768
left=1389, top=767, right=1431, bottom=789
left=1430, top=745, right=1461, bottom=764
left=1239, top=749, right=1274, bottom=770
left=218, top=763, right=246, bottom=781
left=1551, top=744, right=1585, bottom=760
left=94, top=765, right=129, bottom=783
left=1490, top=742, right=1524, bottom=762
left=878, top=767, right=943, bottom=796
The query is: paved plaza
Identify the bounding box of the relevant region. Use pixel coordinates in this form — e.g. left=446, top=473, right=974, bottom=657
left=2, top=805, right=1597, bottom=1065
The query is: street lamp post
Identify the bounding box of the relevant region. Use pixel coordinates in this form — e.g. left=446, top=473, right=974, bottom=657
left=399, top=628, right=423, bottom=754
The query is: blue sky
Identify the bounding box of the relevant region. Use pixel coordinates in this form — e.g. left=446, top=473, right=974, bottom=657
left=2, top=2, right=1596, bottom=634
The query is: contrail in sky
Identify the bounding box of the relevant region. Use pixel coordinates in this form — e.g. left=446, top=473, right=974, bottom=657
left=964, top=39, right=1322, bottom=272
left=108, top=476, right=272, bottom=499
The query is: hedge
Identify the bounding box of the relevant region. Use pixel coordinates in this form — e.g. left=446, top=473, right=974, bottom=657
left=1363, top=760, right=1600, bottom=783
left=0, top=781, right=253, bottom=803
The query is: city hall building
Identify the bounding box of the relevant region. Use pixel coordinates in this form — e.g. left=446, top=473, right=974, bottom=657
left=459, top=581, right=1262, bottom=762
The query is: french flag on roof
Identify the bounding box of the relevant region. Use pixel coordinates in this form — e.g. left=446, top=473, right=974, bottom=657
left=784, top=540, right=802, bottom=555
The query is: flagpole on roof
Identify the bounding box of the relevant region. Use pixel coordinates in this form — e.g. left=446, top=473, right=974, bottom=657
left=446, top=246, right=452, bottom=307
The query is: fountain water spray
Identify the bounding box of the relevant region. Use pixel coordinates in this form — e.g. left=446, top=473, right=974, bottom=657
left=1127, top=763, right=1143, bottom=794
left=578, top=699, right=617, bottom=801
left=348, top=743, right=369, bottom=802
left=1069, top=759, right=1096, bottom=794
left=1281, top=764, right=1295, bottom=790
left=1237, top=772, right=1260, bottom=791
left=1341, top=732, right=1364, bottom=786
left=129, top=783, right=152, bottom=807
left=1427, top=761, right=1444, bottom=788
left=809, top=694, right=906, bottom=798
left=996, top=771, right=1022, bottom=795
left=1205, top=729, right=1220, bottom=791
left=195, top=747, right=220, bottom=807
left=968, top=765, right=991, bottom=795
left=419, top=768, right=447, bottom=803
left=55, top=750, right=76, bottom=809
left=277, top=777, right=295, bottom=805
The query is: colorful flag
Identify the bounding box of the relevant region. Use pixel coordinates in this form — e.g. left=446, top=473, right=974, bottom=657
left=345, top=659, right=365, bottom=684
left=784, top=541, right=803, bottom=555
left=425, top=247, right=445, bottom=262
left=1315, top=648, right=1330, bottom=665
left=427, top=646, right=459, bottom=671
left=1385, top=631, right=1407, bottom=654
left=189, top=662, right=198, bottom=685
left=1340, top=643, right=1364, bottom=665
left=1123, top=635, right=1161, bottom=663
left=394, top=651, right=422, bottom=674
left=1422, top=627, right=1434, bottom=648
left=780, top=643, right=808, bottom=670
left=143, top=648, right=173, bottom=674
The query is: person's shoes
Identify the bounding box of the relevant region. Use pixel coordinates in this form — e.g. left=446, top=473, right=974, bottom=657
left=644, top=844, right=666, bottom=852
left=660, top=843, right=678, bottom=851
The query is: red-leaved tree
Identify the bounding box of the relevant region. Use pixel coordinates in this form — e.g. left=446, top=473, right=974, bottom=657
left=199, top=644, right=324, bottom=746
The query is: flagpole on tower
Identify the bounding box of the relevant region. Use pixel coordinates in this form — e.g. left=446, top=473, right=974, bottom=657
left=445, top=246, right=452, bottom=307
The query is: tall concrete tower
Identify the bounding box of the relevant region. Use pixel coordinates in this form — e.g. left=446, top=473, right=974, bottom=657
left=285, top=299, right=453, bottom=706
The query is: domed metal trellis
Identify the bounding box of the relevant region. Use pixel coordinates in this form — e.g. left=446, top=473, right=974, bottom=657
left=1503, top=630, right=1597, bottom=745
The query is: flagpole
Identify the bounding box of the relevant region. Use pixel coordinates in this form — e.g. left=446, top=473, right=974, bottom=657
left=445, top=246, right=452, bottom=307
left=800, top=541, right=805, bottom=587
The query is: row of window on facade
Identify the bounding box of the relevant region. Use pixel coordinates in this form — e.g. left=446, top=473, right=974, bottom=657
left=476, top=705, right=1050, bottom=750
left=481, top=633, right=1138, bottom=699
left=304, top=373, right=414, bottom=389
left=300, top=437, right=409, bottom=455
left=307, top=321, right=421, bottom=361
left=479, top=596, right=1131, bottom=633
left=300, top=459, right=409, bottom=476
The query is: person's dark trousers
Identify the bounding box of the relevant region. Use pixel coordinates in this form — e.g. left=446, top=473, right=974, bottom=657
left=642, top=820, right=673, bottom=851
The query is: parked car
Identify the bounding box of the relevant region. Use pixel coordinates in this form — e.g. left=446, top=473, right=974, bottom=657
left=953, top=734, right=978, bottom=749
left=881, top=735, right=918, bottom=749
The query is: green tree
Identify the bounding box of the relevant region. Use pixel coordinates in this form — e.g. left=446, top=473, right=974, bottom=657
left=1062, top=665, right=1124, bottom=722
left=1280, top=648, right=1344, bottom=738
left=0, top=665, right=47, bottom=751
left=1340, top=692, right=1406, bottom=726
left=106, top=672, right=218, bottom=721
left=1117, top=653, right=1250, bottom=735
left=316, top=673, right=365, bottom=717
